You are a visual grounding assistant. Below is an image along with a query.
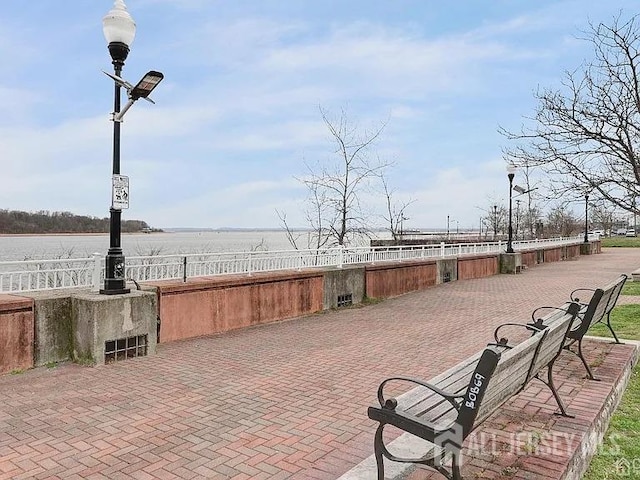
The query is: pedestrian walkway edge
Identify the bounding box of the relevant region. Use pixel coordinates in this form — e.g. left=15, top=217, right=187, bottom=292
left=562, top=337, right=639, bottom=480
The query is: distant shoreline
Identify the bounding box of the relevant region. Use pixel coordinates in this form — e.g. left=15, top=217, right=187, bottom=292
left=0, top=232, right=163, bottom=238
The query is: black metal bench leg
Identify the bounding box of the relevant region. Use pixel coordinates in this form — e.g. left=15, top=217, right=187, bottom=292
left=374, top=425, right=386, bottom=480
left=544, top=363, right=575, bottom=418
left=577, top=339, right=600, bottom=381
left=451, top=452, right=462, bottom=480
left=606, top=313, right=622, bottom=344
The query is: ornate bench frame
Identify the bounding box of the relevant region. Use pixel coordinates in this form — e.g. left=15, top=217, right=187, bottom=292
left=367, top=302, right=580, bottom=480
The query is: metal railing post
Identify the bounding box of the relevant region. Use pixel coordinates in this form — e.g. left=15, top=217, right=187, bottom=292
left=183, top=256, right=187, bottom=282
left=91, top=253, right=101, bottom=292
left=338, top=246, right=344, bottom=269
left=440, top=242, right=445, bottom=257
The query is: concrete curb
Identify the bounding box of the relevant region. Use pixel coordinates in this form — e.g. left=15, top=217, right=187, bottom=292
left=563, top=338, right=640, bottom=480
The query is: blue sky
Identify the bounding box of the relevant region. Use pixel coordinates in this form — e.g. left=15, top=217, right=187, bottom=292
left=1, top=1, right=636, bottom=230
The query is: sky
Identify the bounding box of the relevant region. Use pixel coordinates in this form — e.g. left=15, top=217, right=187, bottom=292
left=1, top=0, right=637, bottom=230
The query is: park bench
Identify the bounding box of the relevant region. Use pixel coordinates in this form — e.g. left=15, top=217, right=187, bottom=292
left=532, top=274, right=627, bottom=380
left=367, top=302, right=580, bottom=480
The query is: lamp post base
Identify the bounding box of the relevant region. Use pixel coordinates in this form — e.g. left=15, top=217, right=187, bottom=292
left=100, top=285, right=131, bottom=295
left=500, top=252, right=522, bottom=274
left=100, top=252, right=130, bottom=295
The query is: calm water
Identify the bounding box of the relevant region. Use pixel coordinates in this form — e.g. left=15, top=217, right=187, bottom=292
left=0, top=230, right=382, bottom=262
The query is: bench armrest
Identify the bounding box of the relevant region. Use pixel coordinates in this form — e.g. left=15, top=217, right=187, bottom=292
left=493, top=322, right=544, bottom=345
left=570, top=288, right=595, bottom=303
left=367, top=404, right=444, bottom=446
left=530, top=305, right=572, bottom=323
left=376, top=376, right=462, bottom=411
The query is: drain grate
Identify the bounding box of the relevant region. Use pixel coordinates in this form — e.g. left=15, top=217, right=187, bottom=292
left=337, top=293, right=353, bottom=307
left=105, top=335, right=148, bottom=363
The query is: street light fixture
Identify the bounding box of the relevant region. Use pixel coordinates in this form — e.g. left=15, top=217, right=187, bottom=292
left=513, top=185, right=537, bottom=196
left=103, top=70, right=164, bottom=121
left=506, top=165, right=516, bottom=253
left=100, top=0, right=163, bottom=295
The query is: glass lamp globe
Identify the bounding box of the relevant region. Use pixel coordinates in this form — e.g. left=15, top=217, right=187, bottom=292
left=102, top=0, right=136, bottom=47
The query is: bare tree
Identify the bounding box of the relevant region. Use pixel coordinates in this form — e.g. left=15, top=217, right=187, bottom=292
left=511, top=163, right=544, bottom=238
left=501, top=14, right=640, bottom=216
left=281, top=106, right=390, bottom=248
left=381, top=175, right=415, bottom=242
left=480, top=204, right=507, bottom=240
left=588, top=199, right=617, bottom=234
left=277, top=185, right=333, bottom=250
left=545, top=205, right=580, bottom=236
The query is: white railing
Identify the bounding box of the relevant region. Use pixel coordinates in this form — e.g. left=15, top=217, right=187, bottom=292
left=0, top=235, right=589, bottom=293
left=0, top=253, right=102, bottom=293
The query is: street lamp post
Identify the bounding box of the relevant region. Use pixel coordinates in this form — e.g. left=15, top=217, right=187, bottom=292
left=506, top=165, right=516, bottom=253
left=493, top=205, right=498, bottom=239
left=584, top=193, right=589, bottom=243
left=101, top=0, right=136, bottom=295
left=515, top=199, right=521, bottom=241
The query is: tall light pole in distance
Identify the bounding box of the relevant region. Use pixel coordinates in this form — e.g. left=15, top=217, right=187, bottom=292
left=493, top=205, right=498, bottom=239
left=515, top=199, right=521, bottom=240
left=506, top=165, right=516, bottom=253
left=584, top=192, right=589, bottom=243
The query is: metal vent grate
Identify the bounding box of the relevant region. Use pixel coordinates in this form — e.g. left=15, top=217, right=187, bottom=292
left=105, top=335, right=148, bottom=363
left=337, top=293, right=353, bottom=307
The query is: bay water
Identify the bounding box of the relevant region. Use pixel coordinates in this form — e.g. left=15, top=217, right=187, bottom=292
left=0, top=230, right=383, bottom=262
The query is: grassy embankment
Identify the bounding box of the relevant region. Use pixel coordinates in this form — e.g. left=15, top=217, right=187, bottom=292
left=583, top=274, right=640, bottom=478
left=600, top=236, right=640, bottom=248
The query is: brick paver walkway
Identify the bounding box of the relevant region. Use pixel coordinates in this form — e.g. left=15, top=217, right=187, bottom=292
left=1, top=249, right=639, bottom=480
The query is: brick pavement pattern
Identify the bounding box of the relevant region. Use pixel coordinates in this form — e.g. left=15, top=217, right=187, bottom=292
left=0, top=249, right=638, bottom=480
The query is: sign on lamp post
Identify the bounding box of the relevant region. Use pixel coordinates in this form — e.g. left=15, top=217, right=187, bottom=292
left=112, top=174, right=130, bottom=210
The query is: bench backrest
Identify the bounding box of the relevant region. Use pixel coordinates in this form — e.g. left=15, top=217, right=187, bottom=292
left=569, top=277, right=623, bottom=340
left=529, top=301, right=580, bottom=374
left=603, top=274, right=627, bottom=316
left=459, top=303, right=579, bottom=435
left=455, top=333, right=547, bottom=436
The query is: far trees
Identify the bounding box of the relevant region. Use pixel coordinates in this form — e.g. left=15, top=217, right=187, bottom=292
left=587, top=200, right=618, bottom=234
left=545, top=205, right=581, bottom=237
left=0, top=209, right=154, bottom=234
left=502, top=14, right=640, bottom=217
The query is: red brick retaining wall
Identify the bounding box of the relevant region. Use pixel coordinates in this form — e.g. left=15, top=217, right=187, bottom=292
left=458, top=255, right=499, bottom=280
left=150, top=271, right=324, bottom=343
left=0, top=294, right=34, bottom=374
left=364, top=261, right=437, bottom=298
